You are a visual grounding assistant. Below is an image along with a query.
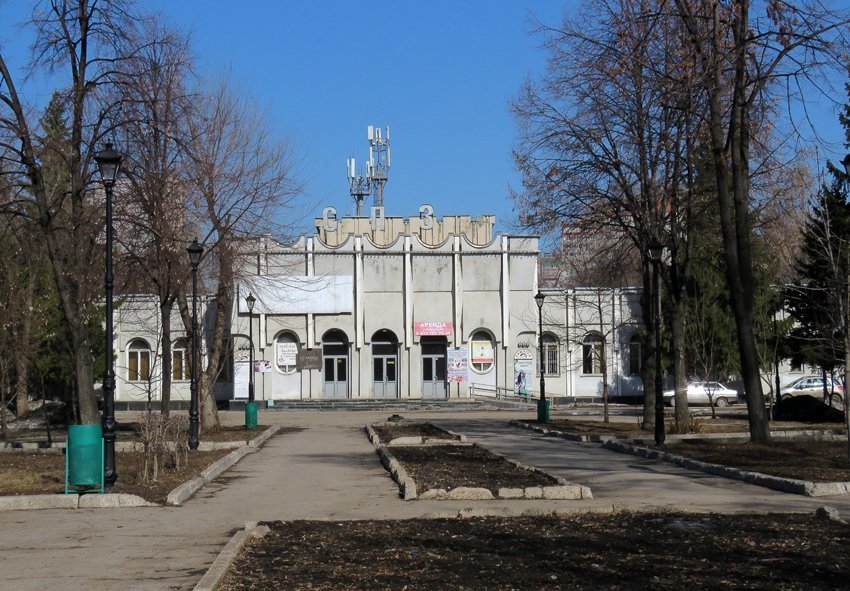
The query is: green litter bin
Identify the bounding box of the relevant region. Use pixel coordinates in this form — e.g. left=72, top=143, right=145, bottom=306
left=245, top=402, right=258, bottom=430
left=65, top=424, right=104, bottom=493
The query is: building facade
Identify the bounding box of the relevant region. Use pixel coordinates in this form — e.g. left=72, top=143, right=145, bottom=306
left=231, top=212, right=543, bottom=401
left=112, top=210, right=816, bottom=406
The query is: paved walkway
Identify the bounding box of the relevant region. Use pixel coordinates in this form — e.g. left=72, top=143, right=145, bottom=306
left=2, top=410, right=849, bottom=590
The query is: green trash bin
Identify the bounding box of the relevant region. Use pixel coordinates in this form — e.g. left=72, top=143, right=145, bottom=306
left=245, top=402, right=258, bottom=430
left=65, top=424, right=104, bottom=493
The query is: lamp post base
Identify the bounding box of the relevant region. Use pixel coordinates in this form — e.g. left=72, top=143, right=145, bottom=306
left=537, top=398, right=550, bottom=424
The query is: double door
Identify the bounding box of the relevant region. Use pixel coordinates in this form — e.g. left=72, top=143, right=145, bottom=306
left=323, top=354, right=348, bottom=399
left=373, top=354, right=397, bottom=398
left=422, top=340, right=447, bottom=399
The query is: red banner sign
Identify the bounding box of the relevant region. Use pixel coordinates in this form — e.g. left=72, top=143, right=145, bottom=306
left=414, top=321, right=453, bottom=336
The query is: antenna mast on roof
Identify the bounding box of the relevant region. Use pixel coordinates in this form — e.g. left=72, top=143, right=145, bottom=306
left=346, top=156, right=370, bottom=216
left=346, top=125, right=391, bottom=214
left=366, top=125, right=390, bottom=208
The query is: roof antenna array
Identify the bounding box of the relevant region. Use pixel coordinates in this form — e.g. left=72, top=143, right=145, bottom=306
left=346, top=125, right=391, bottom=216
left=367, top=125, right=390, bottom=209
left=346, top=156, right=371, bottom=217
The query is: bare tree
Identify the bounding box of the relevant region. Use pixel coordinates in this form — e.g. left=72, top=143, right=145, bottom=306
left=513, top=0, right=701, bottom=433
left=180, top=79, right=302, bottom=433
left=112, top=18, right=196, bottom=414
left=0, top=0, right=150, bottom=424
left=672, top=0, right=850, bottom=443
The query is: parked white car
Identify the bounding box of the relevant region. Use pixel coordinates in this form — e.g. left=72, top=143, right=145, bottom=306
left=662, top=382, right=739, bottom=407
left=779, top=376, right=843, bottom=406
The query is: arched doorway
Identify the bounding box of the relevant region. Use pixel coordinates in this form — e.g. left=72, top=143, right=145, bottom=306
left=372, top=330, right=399, bottom=399
left=322, top=330, right=349, bottom=399
left=421, top=336, right=447, bottom=399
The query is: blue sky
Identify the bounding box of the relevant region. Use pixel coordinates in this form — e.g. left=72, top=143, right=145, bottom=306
left=2, top=1, right=848, bottom=234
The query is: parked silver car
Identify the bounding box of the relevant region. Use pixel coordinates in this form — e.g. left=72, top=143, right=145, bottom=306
left=662, top=382, right=739, bottom=407
left=779, top=376, right=843, bottom=406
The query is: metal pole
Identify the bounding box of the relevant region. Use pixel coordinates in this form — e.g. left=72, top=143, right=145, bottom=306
left=189, top=264, right=199, bottom=450
left=102, top=181, right=117, bottom=486
left=538, top=302, right=547, bottom=423
left=773, top=312, right=781, bottom=419
left=248, top=312, right=255, bottom=403
left=654, top=259, right=665, bottom=445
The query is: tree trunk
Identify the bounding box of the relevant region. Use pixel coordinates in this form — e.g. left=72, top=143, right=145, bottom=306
left=75, top=338, right=99, bottom=425
left=14, top=271, right=35, bottom=418
left=671, top=294, right=689, bottom=430
left=692, top=0, right=769, bottom=443
left=640, top=263, right=656, bottom=431
left=160, top=301, right=173, bottom=415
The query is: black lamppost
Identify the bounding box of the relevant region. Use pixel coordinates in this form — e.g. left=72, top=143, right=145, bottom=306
left=648, top=241, right=665, bottom=446
left=245, top=293, right=256, bottom=428
left=842, top=154, right=850, bottom=449
left=534, top=291, right=548, bottom=424
left=95, top=143, right=122, bottom=487
left=187, top=238, right=204, bottom=451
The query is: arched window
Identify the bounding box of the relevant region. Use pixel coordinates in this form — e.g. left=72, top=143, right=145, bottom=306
left=469, top=330, right=495, bottom=373
left=128, top=339, right=151, bottom=382
left=628, top=334, right=642, bottom=376
left=582, top=333, right=604, bottom=375
left=172, top=339, right=190, bottom=381
left=542, top=334, right=559, bottom=376
left=275, top=333, right=300, bottom=374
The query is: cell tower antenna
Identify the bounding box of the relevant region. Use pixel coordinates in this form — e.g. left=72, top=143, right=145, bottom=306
left=367, top=125, right=390, bottom=208
left=346, top=156, right=371, bottom=216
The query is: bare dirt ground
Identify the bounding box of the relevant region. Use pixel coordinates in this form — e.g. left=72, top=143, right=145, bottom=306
left=371, top=422, right=460, bottom=443
left=0, top=449, right=232, bottom=503
left=389, top=444, right=556, bottom=493
left=653, top=439, right=850, bottom=482
left=218, top=513, right=850, bottom=590
left=0, top=425, right=294, bottom=503
left=212, top=412, right=850, bottom=590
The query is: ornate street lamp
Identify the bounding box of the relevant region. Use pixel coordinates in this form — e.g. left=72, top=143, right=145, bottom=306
left=245, top=292, right=257, bottom=429
left=95, top=143, right=122, bottom=487
left=534, top=290, right=548, bottom=424
left=187, top=238, right=204, bottom=451
left=647, top=240, right=665, bottom=445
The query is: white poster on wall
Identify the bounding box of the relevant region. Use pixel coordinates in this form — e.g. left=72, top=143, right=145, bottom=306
left=276, top=342, right=298, bottom=366
left=447, top=347, right=468, bottom=383
left=234, top=350, right=249, bottom=400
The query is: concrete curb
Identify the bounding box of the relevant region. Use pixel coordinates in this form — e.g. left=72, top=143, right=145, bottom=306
left=0, top=425, right=281, bottom=511
left=366, top=421, right=468, bottom=445
left=193, top=522, right=270, bottom=591
left=0, top=492, right=153, bottom=512
left=509, top=419, right=849, bottom=446
left=365, top=423, right=592, bottom=501
left=602, top=439, right=850, bottom=497
left=510, top=419, right=850, bottom=497
left=167, top=425, right=280, bottom=506
left=1, top=425, right=280, bottom=453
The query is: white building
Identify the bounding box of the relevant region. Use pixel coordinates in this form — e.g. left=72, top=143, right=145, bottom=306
left=112, top=210, right=661, bottom=407
left=119, top=208, right=828, bottom=407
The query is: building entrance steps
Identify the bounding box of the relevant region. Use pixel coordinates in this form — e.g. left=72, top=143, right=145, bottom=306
left=3, top=410, right=850, bottom=591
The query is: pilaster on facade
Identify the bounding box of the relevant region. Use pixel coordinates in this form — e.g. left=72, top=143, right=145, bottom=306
left=404, top=235, right=413, bottom=349
left=501, top=235, right=510, bottom=350
left=452, top=235, right=462, bottom=348
left=354, top=235, right=364, bottom=350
